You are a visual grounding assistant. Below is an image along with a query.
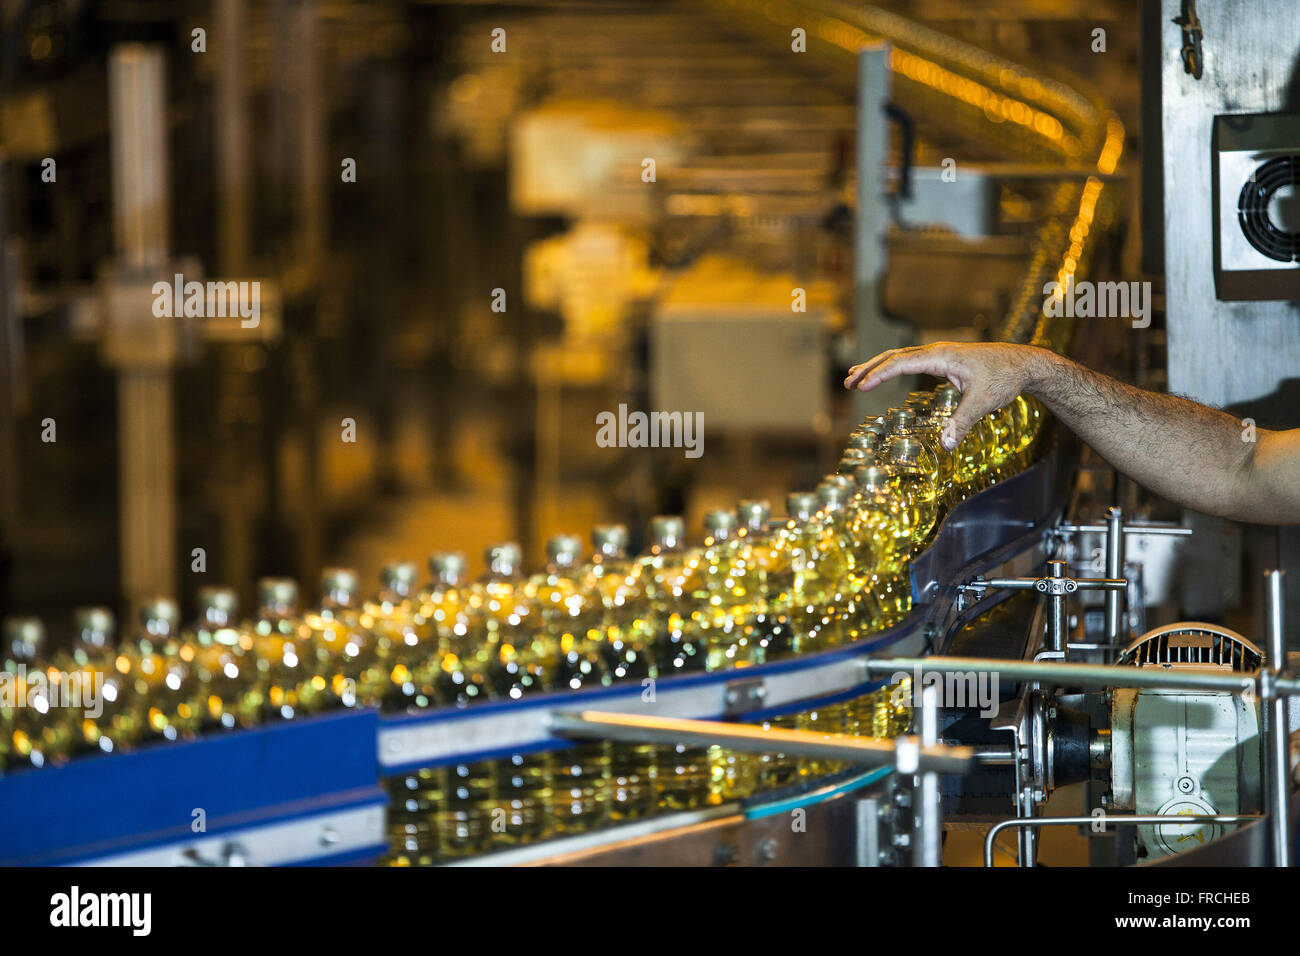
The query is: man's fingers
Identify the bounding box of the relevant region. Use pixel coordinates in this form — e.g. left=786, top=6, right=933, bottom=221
left=940, top=388, right=992, bottom=451
left=847, top=347, right=952, bottom=393
left=844, top=348, right=903, bottom=388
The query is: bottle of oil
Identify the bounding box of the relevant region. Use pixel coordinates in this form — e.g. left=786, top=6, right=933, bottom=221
left=851, top=464, right=914, bottom=626
left=927, top=384, right=984, bottom=500
left=695, top=510, right=766, bottom=672
left=4, top=617, right=69, bottom=769
left=422, top=552, right=486, bottom=708
left=639, top=515, right=703, bottom=678
left=781, top=491, right=846, bottom=656
left=416, top=552, right=495, bottom=860
left=887, top=406, right=952, bottom=511
left=473, top=543, right=553, bottom=845
left=536, top=534, right=610, bottom=835
left=815, top=480, right=873, bottom=646
left=637, top=515, right=710, bottom=810
left=883, top=436, right=940, bottom=550
left=58, top=608, right=119, bottom=757
left=304, top=568, right=387, bottom=709
left=585, top=525, right=651, bottom=684
left=737, top=499, right=785, bottom=661
left=126, top=598, right=199, bottom=745
left=584, top=524, right=657, bottom=823
left=247, top=578, right=315, bottom=721
left=365, top=563, right=441, bottom=713
left=185, top=587, right=264, bottom=731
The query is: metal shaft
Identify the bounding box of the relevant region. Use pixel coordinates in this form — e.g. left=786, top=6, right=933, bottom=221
left=915, top=684, right=941, bottom=866
left=864, top=655, right=1300, bottom=696
left=1105, top=506, right=1124, bottom=645
left=1265, top=569, right=1293, bottom=867
left=549, top=710, right=976, bottom=773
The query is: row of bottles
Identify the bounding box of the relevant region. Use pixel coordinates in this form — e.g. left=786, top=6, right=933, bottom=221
left=0, top=382, right=1045, bottom=858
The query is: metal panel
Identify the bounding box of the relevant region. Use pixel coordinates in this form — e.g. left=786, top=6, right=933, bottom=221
left=1161, top=0, right=1300, bottom=408
left=0, top=709, right=384, bottom=866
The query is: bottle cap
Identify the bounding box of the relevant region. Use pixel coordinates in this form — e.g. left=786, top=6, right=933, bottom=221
left=258, top=577, right=299, bottom=611
left=816, top=481, right=849, bottom=510
left=485, top=543, right=523, bottom=577
left=429, top=552, right=468, bottom=586
left=321, top=568, right=359, bottom=605
left=737, top=499, right=771, bottom=532
left=854, top=464, right=894, bottom=492
left=786, top=492, right=817, bottom=522
left=888, top=407, right=916, bottom=431
left=591, top=524, right=629, bottom=556
left=139, top=597, right=180, bottom=633
left=546, top=534, right=584, bottom=567
left=649, top=515, right=686, bottom=548
left=73, top=607, right=116, bottom=651
left=703, top=510, right=737, bottom=536
left=885, top=436, right=926, bottom=467
left=847, top=432, right=878, bottom=451
left=197, top=587, right=239, bottom=626
left=4, top=617, right=46, bottom=662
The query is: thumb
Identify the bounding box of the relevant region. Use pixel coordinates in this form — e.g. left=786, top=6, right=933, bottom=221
left=940, top=390, right=988, bottom=451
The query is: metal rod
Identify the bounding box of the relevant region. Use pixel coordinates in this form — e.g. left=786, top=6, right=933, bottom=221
left=1265, top=569, right=1293, bottom=867
left=983, top=814, right=1263, bottom=867
left=915, top=684, right=941, bottom=867
left=985, top=577, right=1126, bottom=591
left=1056, top=524, right=1192, bottom=536
left=1105, top=506, right=1124, bottom=645
left=549, top=710, right=976, bottom=773
left=864, top=656, right=1300, bottom=696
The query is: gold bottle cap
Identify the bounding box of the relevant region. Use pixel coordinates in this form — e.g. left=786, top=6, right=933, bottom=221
left=484, top=544, right=523, bottom=577
left=546, top=534, right=584, bottom=568
left=847, top=432, right=878, bottom=451
left=786, top=492, right=817, bottom=522
left=817, top=481, right=850, bottom=510
left=73, top=606, right=116, bottom=651
left=885, top=435, right=927, bottom=466
left=591, top=524, right=629, bottom=556
left=854, top=464, right=894, bottom=491
left=322, top=567, right=360, bottom=606
left=703, top=509, right=738, bottom=537
left=737, top=499, right=771, bottom=532
left=139, top=597, right=180, bottom=634
left=888, top=407, right=916, bottom=431
left=258, top=576, right=300, bottom=610
left=197, top=587, right=238, bottom=625
left=428, top=552, right=468, bottom=586
left=4, top=617, right=46, bottom=662
left=649, top=515, right=686, bottom=548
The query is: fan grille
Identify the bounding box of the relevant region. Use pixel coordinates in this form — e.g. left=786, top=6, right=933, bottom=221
left=1118, top=623, right=1262, bottom=671
left=1237, top=156, right=1300, bottom=263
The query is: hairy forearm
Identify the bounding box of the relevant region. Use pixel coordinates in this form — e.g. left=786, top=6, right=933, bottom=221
left=1025, top=349, right=1262, bottom=520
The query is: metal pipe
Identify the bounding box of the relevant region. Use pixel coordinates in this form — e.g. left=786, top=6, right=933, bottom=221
left=915, top=684, right=941, bottom=866
left=549, top=710, right=976, bottom=773
left=863, top=655, right=1300, bottom=696
left=1105, top=506, right=1124, bottom=645
left=983, top=814, right=1263, bottom=867
left=985, top=577, right=1126, bottom=591
left=1056, top=524, right=1192, bottom=536
left=1265, top=569, right=1293, bottom=867
left=1047, top=560, right=1066, bottom=653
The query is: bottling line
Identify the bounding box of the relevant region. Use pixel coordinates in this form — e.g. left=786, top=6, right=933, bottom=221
left=1, top=0, right=1299, bottom=876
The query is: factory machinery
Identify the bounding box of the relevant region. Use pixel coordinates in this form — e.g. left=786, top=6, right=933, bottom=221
left=1, top=2, right=1297, bottom=868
